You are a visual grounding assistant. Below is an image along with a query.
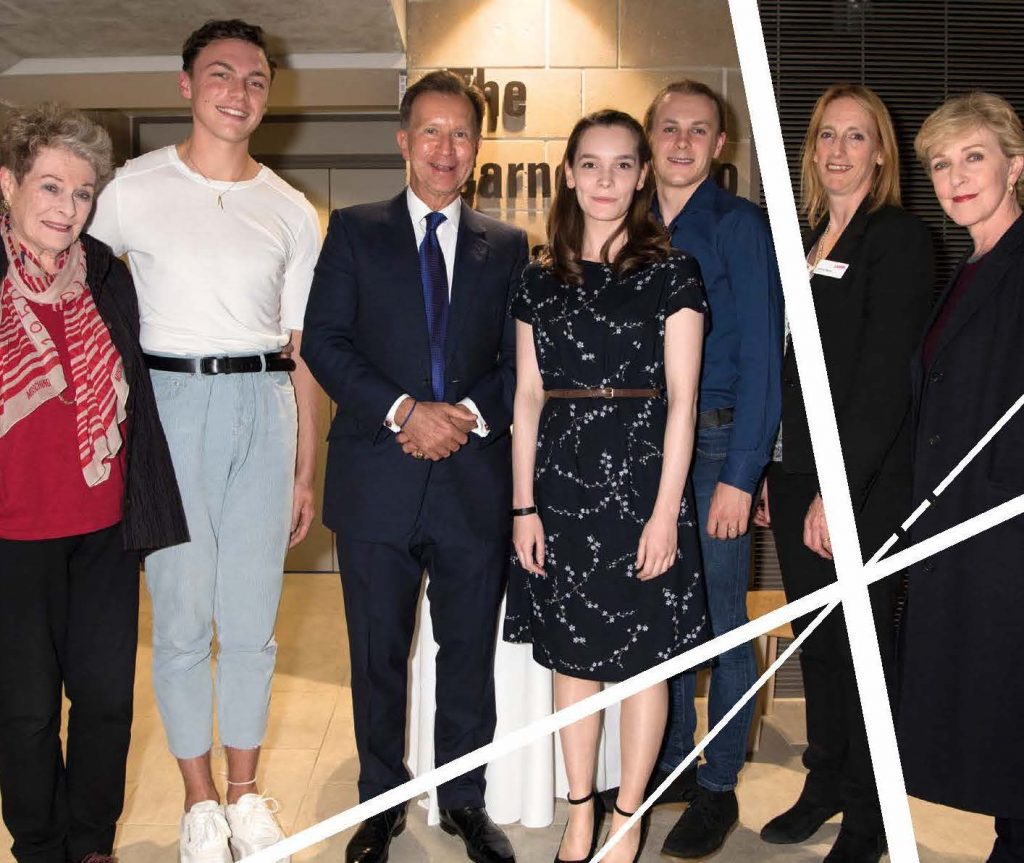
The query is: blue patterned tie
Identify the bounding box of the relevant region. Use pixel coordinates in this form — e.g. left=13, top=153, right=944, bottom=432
left=419, top=211, right=449, bottom=402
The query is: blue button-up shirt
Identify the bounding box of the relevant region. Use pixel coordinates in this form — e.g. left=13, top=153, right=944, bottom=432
left=654, top=176, right=783, bottom=493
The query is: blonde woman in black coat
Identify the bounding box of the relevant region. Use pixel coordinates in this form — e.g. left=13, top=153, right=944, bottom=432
left=899, top=91, right=1024, bottom=863
left=758, top=84, right=933, bottom=863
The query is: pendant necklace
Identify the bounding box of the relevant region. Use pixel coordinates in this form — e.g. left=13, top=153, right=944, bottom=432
left=184, top=144, right=245, bottom=209
left=808, top=222, right=833, bottom=273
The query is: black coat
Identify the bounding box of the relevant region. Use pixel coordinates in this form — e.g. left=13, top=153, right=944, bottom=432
left=0, top=234, right=188, bottom=554
left=302, top=192, right=529, bottom=543
left=897, top=213, right=1024, bottom=819
left=781, top=201, right=934, bottom=556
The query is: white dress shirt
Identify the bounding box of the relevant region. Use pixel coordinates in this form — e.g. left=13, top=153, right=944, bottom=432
left=384, top=188, right=488, bottom=435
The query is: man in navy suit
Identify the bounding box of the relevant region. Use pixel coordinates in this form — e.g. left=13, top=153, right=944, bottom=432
left=302, top=70, right=528, bottom=863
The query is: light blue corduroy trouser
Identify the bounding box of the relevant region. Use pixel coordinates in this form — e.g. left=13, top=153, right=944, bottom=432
left=145, top=369, right=296, bottom=759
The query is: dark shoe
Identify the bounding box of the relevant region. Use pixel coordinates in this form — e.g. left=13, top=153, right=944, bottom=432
left=439, top=807, right=515, bottom=863
left=823, top=827, right=887, bottom=863
left=555, top=789, right=607, bottom=863
left=346, top=805, right=407, bottom=863
left=661, top=786, right=738, bottom=859
left=760, top=795, right=841, bottom=844
left=599, top=764, right=698, bottom=811
left=610, top=803, right=650, bottom=863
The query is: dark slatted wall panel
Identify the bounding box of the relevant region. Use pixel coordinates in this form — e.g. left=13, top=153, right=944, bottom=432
left=758, top=0, right=1024, bottom=288
left=773, top=637, right=805, bottom=698
left=750, top=526, right=783, bottom=590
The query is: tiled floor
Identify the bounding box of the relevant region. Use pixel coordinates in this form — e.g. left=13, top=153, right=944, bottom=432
left=0, top=573, right=995, bottom=862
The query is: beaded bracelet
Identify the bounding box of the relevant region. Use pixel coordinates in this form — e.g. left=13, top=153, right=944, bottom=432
left=398, top=399, right=418, bottom=429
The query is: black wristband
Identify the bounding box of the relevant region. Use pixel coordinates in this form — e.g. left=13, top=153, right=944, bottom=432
left=511, top=506, right=538, bottom=517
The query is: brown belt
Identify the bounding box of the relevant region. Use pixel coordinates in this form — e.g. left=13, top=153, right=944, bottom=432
left=546, top=387, right=661, bottom=399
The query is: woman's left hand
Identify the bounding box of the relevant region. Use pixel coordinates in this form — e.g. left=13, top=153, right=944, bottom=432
left=636, top=512, right=678, bottom=580
left=803, top=493, right=833, bottom=560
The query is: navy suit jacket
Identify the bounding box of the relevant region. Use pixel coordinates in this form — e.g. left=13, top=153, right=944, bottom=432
left=302, top=191, right=529, bottom=543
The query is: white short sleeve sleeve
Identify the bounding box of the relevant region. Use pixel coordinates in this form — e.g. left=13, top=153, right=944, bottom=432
left=281, top=202, right=322, bottom=332
left=89, top=174, right=127, bottom=256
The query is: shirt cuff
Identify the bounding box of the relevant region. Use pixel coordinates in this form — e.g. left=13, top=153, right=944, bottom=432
left=384, top=394, right=412, bottom=433
left=459, top=397, right=490, bottom=437
left=717, top=455, right=764, bottom=495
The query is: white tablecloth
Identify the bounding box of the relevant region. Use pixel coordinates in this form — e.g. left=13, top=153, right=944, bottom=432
left=407, top=586, right=622, bottom=827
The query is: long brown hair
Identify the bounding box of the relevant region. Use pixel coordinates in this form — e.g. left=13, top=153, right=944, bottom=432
left=543, top=109, right=671, bottom=285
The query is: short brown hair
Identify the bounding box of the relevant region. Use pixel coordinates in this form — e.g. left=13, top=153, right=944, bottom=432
left=182, top=19, right=276, bottom=79
left=643, top=80, right=727, bottom=138
left=800, top=84, right=901, bottom=228
left=400, top=70, right=486, bottom=138
left=0, top=102, right=113, bottom=191
left=915, top=91, right=1024, bottom=203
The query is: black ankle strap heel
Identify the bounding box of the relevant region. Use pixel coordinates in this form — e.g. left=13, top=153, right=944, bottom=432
left=612, top=802, right=650, bottom=863
left=554, top=790, right=607, bottom=863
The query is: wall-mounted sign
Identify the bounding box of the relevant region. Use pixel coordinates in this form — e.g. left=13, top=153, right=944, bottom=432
left=441, top=67, right=739, bottom=210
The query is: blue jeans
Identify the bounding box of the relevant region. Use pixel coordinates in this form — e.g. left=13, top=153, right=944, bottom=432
left=658, top=423, right=757, bottom=792
left=145, top=369, right=296, bottom=758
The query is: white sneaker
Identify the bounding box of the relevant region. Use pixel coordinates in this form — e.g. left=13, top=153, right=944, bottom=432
left=180, top=801, right=232, bottom=863
left=225, top=794, right=289, bottom=863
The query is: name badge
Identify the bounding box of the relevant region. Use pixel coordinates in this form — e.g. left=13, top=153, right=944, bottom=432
left=813, top=259, right=849, bottom=279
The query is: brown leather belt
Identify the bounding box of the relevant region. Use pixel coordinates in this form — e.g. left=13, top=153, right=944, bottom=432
left=546, top=387, right=660, bottom=399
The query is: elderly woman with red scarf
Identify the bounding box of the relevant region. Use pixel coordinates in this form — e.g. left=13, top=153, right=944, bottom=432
left=0, top=103, right=187, bottom=863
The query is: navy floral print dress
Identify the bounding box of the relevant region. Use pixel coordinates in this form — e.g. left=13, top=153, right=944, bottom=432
left=504, top=253, right=710, bottom=682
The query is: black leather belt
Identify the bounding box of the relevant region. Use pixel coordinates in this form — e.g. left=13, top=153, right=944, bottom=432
left=697, top=407, right=734, bottom=430
left=144, top=353, right=296, bottom=374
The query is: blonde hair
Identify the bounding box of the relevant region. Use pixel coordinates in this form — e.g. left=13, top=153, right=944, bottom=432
left=0, top=102, right=113, bottom=195
left=915, top=91, right=1024, bottom=203
left=800, top=84, right=901, bottom=228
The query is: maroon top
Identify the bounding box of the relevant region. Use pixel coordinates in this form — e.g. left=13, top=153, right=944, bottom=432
left=0, top=302, right=124, bottom=540
left=922, top=259, right=982, bottom=371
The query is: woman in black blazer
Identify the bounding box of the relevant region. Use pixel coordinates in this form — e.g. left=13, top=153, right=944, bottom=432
left=898, top=91, right=1024, bottom=863
left=756, top=85, right=933, bottom=863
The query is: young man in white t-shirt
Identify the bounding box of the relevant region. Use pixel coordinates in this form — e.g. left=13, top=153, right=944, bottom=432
left=90, top=19, right=320, bottom=863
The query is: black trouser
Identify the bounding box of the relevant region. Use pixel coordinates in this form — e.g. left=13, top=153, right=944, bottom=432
left=0, top=524, right=139, bottom=863
left=991, top=818, right=1024, bottom=862
left=768, top=465, right=898, bottom=838
left=336, top=490, right=507, bottom=810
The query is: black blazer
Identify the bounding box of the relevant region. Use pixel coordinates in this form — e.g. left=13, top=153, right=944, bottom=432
left=302, top=192, right=529, bottom=543
left=898, top=212, right=1024, bottom=818
left=0, top=234, right=188, bottom=554
left=781, top=201, right=934, bottom=515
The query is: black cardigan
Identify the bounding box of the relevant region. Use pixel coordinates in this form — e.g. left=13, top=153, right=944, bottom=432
left=1, top=233, right=189, bottom=554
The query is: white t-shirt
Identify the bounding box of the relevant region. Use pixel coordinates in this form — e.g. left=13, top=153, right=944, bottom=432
left=90, top=145, right=320, bottom=356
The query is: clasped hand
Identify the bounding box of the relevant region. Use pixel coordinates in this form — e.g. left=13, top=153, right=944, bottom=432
left=394, top=398, right=477, bottom=460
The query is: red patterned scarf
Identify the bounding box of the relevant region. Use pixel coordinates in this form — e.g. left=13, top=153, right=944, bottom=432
left=0, top=216, right=128, bottom=486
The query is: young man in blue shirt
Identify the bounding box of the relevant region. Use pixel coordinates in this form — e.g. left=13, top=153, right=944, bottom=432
left=645, top=80, right=783, bottom=858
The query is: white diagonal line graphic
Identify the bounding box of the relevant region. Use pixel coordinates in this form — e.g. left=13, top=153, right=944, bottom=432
left=590, top=599, right=840, bottom=862
left=866, top=492, right=1024, bottom=580
left=866, top=391, right=1024, bottom=567
left=728, top=0, right=918, bottom=859
left=239, top=581, right=843, bottom=863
